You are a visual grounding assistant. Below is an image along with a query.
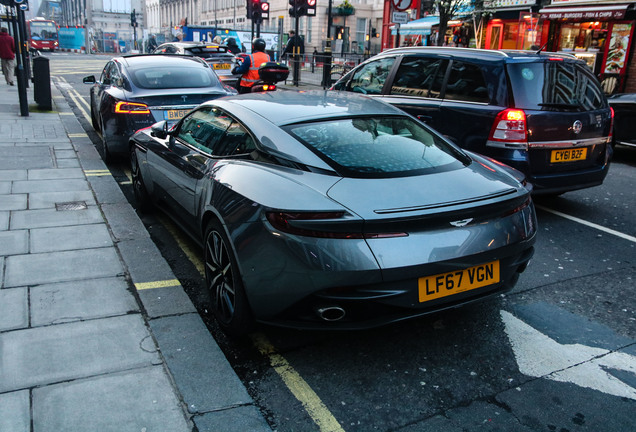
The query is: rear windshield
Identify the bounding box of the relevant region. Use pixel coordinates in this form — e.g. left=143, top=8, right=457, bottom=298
left=129, top=66, right=219, bottom=89
left=284, top=116, right=467, bottom=178
left=507, top=61, right=606, bottom=111
left=185, top=46, right=231, bottom=59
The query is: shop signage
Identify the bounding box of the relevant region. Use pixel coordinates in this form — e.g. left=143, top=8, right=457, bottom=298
left=543, top=8, right=627, bottom=20
left=484, top=0, right=536, bottom=8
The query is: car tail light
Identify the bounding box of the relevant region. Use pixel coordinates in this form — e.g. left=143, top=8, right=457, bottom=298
left=487, top=108, right=528, bottom=149
left=115, top=101, right=151, bottom=114
left=266, top=211, right=407, bottom=239
left=609, top=107, right=615, bottom=141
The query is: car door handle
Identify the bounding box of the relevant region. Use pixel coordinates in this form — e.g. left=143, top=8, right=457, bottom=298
left=417, top=115, right=432, bottom=123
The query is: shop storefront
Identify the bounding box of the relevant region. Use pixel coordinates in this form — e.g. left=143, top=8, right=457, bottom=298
left=484, top=0, right=546, bottom=50
left=539, top=0, right=636, bottom=93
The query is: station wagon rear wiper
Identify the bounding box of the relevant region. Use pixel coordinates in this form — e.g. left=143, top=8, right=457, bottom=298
left=538, top=102, right=582, bottom=110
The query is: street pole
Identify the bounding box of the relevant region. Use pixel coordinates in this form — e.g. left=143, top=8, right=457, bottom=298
left=11, top=4, right=28, bottom=116
left=321, top=0, right=333, bottom=88
left=292, top=15, right=299, bottom=86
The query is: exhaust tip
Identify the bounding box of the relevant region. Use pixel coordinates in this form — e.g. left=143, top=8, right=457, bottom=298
left=316, top=306, right=346, bottom=322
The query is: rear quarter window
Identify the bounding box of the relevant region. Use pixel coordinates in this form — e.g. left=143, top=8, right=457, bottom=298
left=507, top=61, right=607, bottom=111
left=444, top=61, right=489, bottom=103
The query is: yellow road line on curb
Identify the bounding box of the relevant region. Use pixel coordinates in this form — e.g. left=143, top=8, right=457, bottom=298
left=157, top=213, right=206, bottom=275
left=68, top=133, right=88, bottom=138
left=59, top=112, right=74, bottom=115
left=85, top=169, right=111, bottom=177
left=251, top=333, right=345, bottom=432
left=135, top=279, right=182, bottom=290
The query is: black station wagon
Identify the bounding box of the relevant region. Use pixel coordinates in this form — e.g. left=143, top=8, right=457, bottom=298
left=332, top=47, right=614, bottom=195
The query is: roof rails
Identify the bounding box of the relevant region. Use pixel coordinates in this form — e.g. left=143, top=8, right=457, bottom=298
left=383, top=46, right=510, bottom=57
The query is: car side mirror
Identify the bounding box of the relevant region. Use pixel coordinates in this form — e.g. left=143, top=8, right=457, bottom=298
left=150, top=121, right=170, bottom=139
left=83, top=75, right=96, bottom=84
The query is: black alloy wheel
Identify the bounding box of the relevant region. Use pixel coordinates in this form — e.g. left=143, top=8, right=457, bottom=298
left=204, top=220, right=253, bottom=336
left=129, top=146, right=152, bottom=213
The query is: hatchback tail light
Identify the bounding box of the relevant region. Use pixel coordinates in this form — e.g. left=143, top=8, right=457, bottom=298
left=487, top=108, right=528, bottom=149
left=115, top=101, right=151, bottom=114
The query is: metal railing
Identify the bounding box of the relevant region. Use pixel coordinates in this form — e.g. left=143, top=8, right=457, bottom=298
left=277, top=52, right=367, bottom=88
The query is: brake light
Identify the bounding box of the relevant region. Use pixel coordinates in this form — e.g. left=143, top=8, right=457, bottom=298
left=115, top=101, right=150, bottom=114
left=487, top=108, right=528, bottom=149
left=609, top=107, right=615, bottom=141
left=266, top=211, right=407, bottom=239
left=262, top=84, right=276, bottom=91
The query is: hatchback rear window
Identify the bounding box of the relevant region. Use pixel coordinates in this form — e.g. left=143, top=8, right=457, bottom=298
left=507, top=61, right=606, bottom=111
left=285, top=116, right=466, bottom=177
left=130, top=66, right=218, bottom=89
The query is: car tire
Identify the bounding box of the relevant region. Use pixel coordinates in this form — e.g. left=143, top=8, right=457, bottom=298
left=90, top=103, right=100, bottom=132
left=98, top=116, right=112, bottom=164
left=204, top=219, right=253, bottom=336
left=130, top=145, right=153, bottom=213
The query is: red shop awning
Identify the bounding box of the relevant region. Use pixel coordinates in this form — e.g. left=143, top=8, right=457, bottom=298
left=539, top=3, right=631, bottom=20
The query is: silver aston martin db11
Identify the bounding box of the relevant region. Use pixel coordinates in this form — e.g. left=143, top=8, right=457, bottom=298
left=129, top=90, right=537, bottom=335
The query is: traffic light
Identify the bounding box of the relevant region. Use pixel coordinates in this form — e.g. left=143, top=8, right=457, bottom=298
left=260, top=2, right=270, bottom=20
left=289, top=0, right=306, bottom=17
left=249, top=0, right=262, bottom=21
left=130, top=9, right=137, bottom=27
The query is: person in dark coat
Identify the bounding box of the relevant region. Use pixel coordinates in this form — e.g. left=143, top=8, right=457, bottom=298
left=226, top=37, right=241, bottom=55
left=0, top=27, right=15, bottom=86
left=282, top=30, right=304, bottom=59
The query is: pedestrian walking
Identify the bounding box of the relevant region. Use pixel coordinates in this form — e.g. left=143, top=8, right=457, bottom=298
left=0, top=27, right=15, bottom=86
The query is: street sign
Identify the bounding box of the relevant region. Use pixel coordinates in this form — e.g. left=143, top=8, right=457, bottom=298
left=392, top=11, right=409, bottom=24
left=391, top=0, right=411, bottom=12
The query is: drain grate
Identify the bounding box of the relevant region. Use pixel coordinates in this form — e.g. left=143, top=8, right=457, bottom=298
left=55, top=201, right=88, bottom=211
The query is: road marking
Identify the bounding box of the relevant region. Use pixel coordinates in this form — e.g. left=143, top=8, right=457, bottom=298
left=68, top=133, right=88, bottom=138
left=85, top=169, right=111, bottom=177
left=252, top=333, right=346, bottom=432
left=536, top=204, right=636, bottom=243
left=157, top=214, right=205, bottom=275
left=53, top=76, right=92, bottom=124
left=502, top=310, right=636, bottom=399
left=135, top=279, right=182, bottom=290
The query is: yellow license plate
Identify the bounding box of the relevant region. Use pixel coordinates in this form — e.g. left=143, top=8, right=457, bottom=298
left=213, top=63, right=231, bottom=70
left=166, top=110, right=189, bottom=120
left=418, top=260, right=500, bottom=302
left=550, top=148, right=587, bottom=163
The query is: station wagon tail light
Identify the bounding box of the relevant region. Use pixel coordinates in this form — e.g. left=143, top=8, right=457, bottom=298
left=115, top=101, right=150, bottom=114
left=266, top=211, right=408, bottom=239
left=487, top=108, right=528, bottom=149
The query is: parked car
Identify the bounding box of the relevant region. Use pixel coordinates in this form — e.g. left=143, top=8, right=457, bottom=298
left=332, top=47, right=614, bottom=195
left=83, top=54, right=236, bottom=162
left=607, top=93, right=636, bottom=148
left=129, top=90, right=537, bottom=335
left=153, top=42, right=242, bottom=88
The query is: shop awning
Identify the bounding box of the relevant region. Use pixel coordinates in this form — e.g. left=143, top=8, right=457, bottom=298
left=391, top=17, right=440, bottom=36
left=539, top=3, right=631, bottom=20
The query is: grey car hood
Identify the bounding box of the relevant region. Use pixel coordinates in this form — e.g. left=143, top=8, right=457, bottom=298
left=327, top=164, right=521, bottom=220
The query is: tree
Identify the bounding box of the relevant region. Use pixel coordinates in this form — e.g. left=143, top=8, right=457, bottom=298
left=422, top=0, right=489, bottom=46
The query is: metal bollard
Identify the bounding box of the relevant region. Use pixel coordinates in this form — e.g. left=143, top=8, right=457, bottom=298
left=32, top=56, right=52, bottom=111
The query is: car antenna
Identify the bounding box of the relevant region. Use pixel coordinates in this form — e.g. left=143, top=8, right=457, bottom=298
left=535, top=42, right=549, bottom=55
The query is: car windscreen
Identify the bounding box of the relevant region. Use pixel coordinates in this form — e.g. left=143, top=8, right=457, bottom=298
left=284, top=116, right=467, bottom=178
left=129, top=65, right=219, bottom=89
left=507, top=61, right=606, bottom=111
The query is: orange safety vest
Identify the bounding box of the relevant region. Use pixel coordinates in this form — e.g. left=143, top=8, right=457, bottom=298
left=240, top=51, right=271, bottom=87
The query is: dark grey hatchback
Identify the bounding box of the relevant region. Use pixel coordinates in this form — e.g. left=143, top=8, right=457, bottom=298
left=332, top=47, right=614, bottom=195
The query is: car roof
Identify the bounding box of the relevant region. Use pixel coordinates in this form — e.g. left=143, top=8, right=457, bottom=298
left=378, top=46, right=580, bottom=63
left=210, top=90, right=406, bottom=125
left=116, top=54, right=210, bottom=69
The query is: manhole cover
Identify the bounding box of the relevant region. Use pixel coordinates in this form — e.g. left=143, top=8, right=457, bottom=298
left=55, top=201, right=88, bottom=211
